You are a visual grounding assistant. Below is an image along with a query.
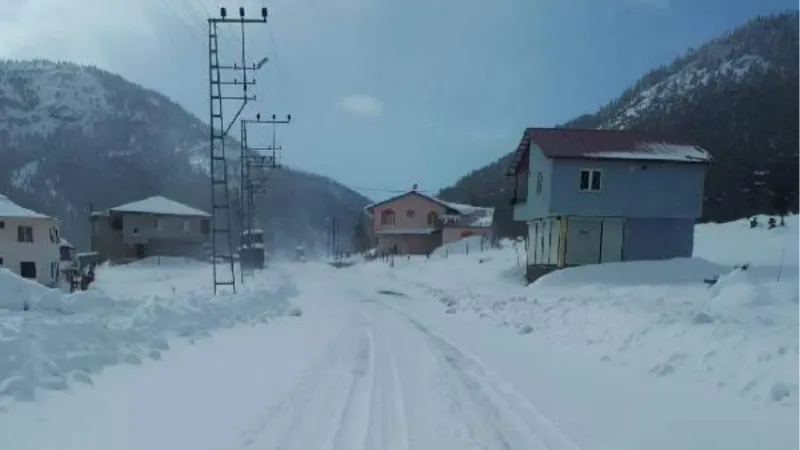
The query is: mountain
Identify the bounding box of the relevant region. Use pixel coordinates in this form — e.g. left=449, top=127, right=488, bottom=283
left=439, top=12, right=799, bottom=237
left=0, top=59, right=370, bottom=253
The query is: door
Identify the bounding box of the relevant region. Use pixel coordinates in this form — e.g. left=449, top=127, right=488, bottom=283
left=19, top=261, right=37, bottom=280
left=135, top=244, right=147, bottom=260
left=600, top=218, right=625, bottom=263
left=565, top=217, right=602, bottom=265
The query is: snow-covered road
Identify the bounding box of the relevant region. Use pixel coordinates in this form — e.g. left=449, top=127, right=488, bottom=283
left=241, top=291, right=581, bottom=450
left=1, top=256, right=797, bottom=450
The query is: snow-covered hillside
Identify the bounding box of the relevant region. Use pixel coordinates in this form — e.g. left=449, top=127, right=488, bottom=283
left=0, top=216, right=795, bottom=450
left=0, top=59, right=370, bottom=251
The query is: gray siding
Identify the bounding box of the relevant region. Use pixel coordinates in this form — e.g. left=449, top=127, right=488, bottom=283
left=121, top=213, right=207, bottom=244
left=549, top=159, right=706, bottom=219
left=91, top=212, right=209, bottom=263
left=622, top=217, right=694, bottom=260
left=513, top=144, right=554, bottom=221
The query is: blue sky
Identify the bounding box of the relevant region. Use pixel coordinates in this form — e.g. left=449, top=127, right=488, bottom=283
left=1, top=0, right=797, bottom=201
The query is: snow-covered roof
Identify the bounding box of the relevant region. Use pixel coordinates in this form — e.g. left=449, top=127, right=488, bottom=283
left=589, top=142, right=712, bottom=163
left=108, top=196, right=210, bottom=217
left=364, top=191, right=492, bottom=228
left=60, top=238, right=75, bottom=249
left=0, top=195, right=51, bottom=219
left=441, top=204, right=494, bottom=229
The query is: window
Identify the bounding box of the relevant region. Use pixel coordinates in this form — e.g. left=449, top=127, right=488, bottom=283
left=427, top=211, right=439, bottom=226
left=17, top=226, right=33, bottom=243
left=0, top=257, right=3, bottom=266
left=380, top=209, right=395, bottom=226
left=406, top=209, right=415, bottom=218
left=19, top=261, right=36, bottom=279
left=0, top=220, right=4, bottom=229
left=155, top=218, right=163, bottom=230
left=579, top=169, right=602, bottom=192
left=53, top=227, right=59, bottom=242
left=201, top=219, right=210, bottom=234
left=111, top=217, right=123, bottom=230
left=536, top=172, right=544, bottom=195
left=133, top=227, right=140, bottom=235
left=183, top=220, right=191, bottom=233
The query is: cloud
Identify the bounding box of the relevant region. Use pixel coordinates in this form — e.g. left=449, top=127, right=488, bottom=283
left=339, top=95, right=383, bottom=117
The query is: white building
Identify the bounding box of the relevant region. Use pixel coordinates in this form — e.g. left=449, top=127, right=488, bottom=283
left=0, top=195, right=61, bottom=286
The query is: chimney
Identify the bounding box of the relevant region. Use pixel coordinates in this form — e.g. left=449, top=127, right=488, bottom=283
left=412, top=183, right=418, bottom=191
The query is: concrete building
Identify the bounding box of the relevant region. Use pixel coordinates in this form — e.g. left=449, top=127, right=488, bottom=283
left=0, top=195, right=61, bottom=286
left=90, top=196, right=210, bottom=264
left=364, top=186, right=494, bottom=255
left=508, top=127, right=712, bottom=282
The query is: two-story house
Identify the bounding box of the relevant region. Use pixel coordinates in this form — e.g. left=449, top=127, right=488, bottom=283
left=508, top=128, right=712, bottom=282
left=0, top=195, right=61, bottom=286
left=90, top=196, right=211, bottom=263
left=364, top=185, right=494, bottom=255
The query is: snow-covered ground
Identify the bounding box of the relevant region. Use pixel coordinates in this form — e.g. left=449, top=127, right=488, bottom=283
left=0, top=217, right=796, bottom=449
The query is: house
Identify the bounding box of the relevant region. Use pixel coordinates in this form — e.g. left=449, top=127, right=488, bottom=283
left=507, top=127, right=712, bottom=282
left=90, top=196, right=211, bottom=263
left=0, top=195, right=61, bottom=286
left=363, top=185, right=494, bottom=255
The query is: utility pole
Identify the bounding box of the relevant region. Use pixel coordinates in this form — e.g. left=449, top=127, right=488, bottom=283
left=207, top=6, right=267, bottom=295
left=239, top=113, right=291, bottom=283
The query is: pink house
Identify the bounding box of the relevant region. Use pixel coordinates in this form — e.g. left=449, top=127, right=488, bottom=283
left=363, top=186, right=494, bottom=255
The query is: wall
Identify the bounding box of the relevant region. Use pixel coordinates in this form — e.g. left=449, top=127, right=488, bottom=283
left=442, top=227, right=492, bottom=245
left=91, top=212, right=209, bottom=263
left=370, top=193, right=448, bottom=234
left=376, top=233, right=441, bottom=255
left=0, top=217, right=61, bottom=286
left=549, top=159, right=706, bottom=219
left=121, top=213, right=208, bottom=244
left=513, top=143, right=554, bottom=221
left=622, top=217, right=695, bottom=260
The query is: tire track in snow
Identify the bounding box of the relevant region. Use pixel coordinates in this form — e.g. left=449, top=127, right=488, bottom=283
left=360, top=310, right=411, bottom=450
left=373, top=298, right=584, bottom=450
left=230, top=314, right=369, bottom=450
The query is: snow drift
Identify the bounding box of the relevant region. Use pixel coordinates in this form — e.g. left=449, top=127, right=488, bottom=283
left=0, top=263, right=299, bottom=405
left=353, top=215, right=799, bottom=407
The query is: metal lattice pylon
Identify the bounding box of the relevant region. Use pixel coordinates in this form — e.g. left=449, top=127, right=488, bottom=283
left=207, top=6, right=268, bottom=294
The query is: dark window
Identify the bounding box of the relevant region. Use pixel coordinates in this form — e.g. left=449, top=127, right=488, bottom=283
left=0, top=221, right=4, bottom=229
left=579, top=169, right=602, bottom=192
left=591, top=170, right=602, bottom=191
left=536, top=172, right=544, bottom=195
left=20, top=261, right=36, bottom=279
left=53, top=227, right=59, bottom=242
left=17, top=226, right=33, bottom=243
left=133, top=227, right=140, bottom=235
left=111, top=217, right=123, bottom=230
left=201, top=219, right=210, bottom=234
left=0, top=257, right=3, bottom=265
left=427, top=211, right=439, bottom=226
left=380, top=209, right=395, bottom=226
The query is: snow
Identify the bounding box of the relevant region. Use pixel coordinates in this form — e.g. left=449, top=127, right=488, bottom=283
left=608, top=54, right=769, bottom=129
left=10, top=161, right=40, bottom=191
left=591, top=142, right=712, bottom=162
left=0, top=261, right=297, bottom=407
left=107, top=195, right=210, bottom=217
left=0, top=215, right=796, bottom=449
left=0, top=194, right=51, bottom=219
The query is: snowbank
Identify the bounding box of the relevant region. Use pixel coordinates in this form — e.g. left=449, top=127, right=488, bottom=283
left=0, top=264, right=299, bottom=406
left=431, top=235, right=501, bottom=258
left=353, top=216, right=799, bottom=407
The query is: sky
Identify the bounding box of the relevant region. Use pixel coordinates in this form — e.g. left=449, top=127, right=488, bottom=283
left=0, top=0, right=796, bottom=202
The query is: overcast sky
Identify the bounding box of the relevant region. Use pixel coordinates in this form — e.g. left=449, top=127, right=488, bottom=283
left=1, top=0, right=795, bottom=201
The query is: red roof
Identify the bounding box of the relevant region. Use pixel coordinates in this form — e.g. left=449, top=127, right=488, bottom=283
left=507, top=128, right=711, bottom=175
